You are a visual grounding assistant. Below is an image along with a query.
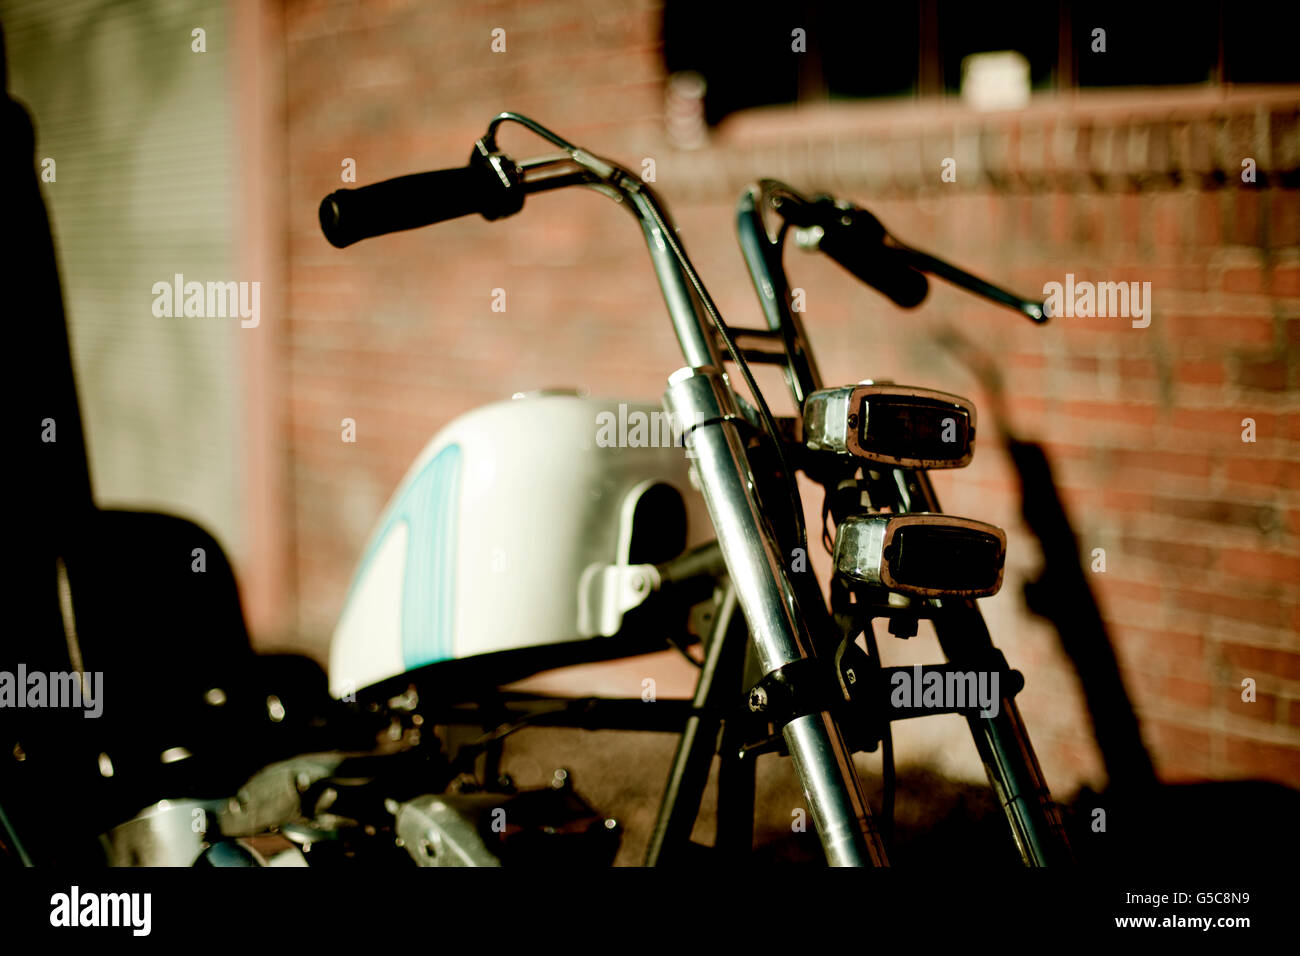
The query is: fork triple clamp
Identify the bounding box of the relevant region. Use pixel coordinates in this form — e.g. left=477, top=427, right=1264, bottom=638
left=743, top=642, right=1025, bottom=756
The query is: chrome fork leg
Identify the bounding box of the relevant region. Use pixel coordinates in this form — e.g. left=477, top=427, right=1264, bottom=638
left=934, top=604, right=1074, bottom=866
left=904, top=470, right=1073, bottom=865
left=665, top=367, right=887, bottom=867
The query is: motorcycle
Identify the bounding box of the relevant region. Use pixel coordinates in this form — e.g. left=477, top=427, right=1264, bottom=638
left=8, top=111, right=1074, bottom=868
left=297, top=111, right=1072, bottom=867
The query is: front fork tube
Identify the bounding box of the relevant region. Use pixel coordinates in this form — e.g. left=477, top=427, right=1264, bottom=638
left=931, top=604, right=1073, bottom=865
left=665, top=366, right=887, bottom=867
left=904, top=471, right=1073, bottom=865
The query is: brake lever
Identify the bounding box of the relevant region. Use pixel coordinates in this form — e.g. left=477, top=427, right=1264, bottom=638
left=886, top=239, right=1048, bottom=324
left=767, top=182, right=1048, bottom=324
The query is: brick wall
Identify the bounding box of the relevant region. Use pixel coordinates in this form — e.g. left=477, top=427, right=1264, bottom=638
left=277, top=0, right=1300, bottom=793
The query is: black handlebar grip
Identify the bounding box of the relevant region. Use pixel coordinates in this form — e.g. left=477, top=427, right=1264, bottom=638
left=319, top=165, right=491, bottom=249
left=817, top=230, right=929, bottom=309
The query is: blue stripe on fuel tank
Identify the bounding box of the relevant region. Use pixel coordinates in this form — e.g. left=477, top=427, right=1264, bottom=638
left=340, top=443, right=462, bottom=671
left=401, top=443, right=462, bottom=669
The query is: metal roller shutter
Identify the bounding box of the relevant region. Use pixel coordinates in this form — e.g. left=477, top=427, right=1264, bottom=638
left=4, top=0, right=243, bottom=565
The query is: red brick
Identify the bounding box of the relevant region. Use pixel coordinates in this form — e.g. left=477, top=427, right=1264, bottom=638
left=1234, top=357, right=1289, bottom=391
left=1061, top=401, right=1159, bottom=426
left=1151, top=496, right=1277, bottom=530
left=1106, top=448, right=1213, bottom=478
left=1101, top=488, right=1154, bottom=513
left=1224, top=688, right=1276, bottom=723
left=1163, top=313, right=1274, bottom=346
left=1146, top=719, right=1213, bottom=763
left=1225, top=457, right=1300, bottom=490
left=1229, top=190, right=1263, bottom=246
left=1193, top=192, right=1222, bottom=247
left=1273, top=266, right=1300, bottom=297
left=1123, top=536, right=1215, bottom=569
left=1168, top=407, right=1275, bottom=437
left=1134, top=628, right=1205, bottom=664
left=1217, top=549, right=1300, bottom=587
left=1173, top=591, right=1289, bottom=627
left=1173, top=358, right=1225, bottom=385
left=1156, top=759, right=1215, bottom=783
left=1008, top=351, right=1048, bottom=370
left=1153, top=194, right=1184, bottom=247
left=1145, top=263, right=1211, bottom=293
left=1219, top=643, right=1300, bottom=681
left=1118, top=357, right=1159, bottom=378
left=1270, top=191, right=1300, bottom=248
left=1162, top=676, right=1213, bottom=709
left=1222, top=736, right=1299, bottom=781
left=1097, top=579, right=1164, bottom=606
left=1222, top=266, right=1265, bottom=294
left=1117, top=192, right=1142, bottom=245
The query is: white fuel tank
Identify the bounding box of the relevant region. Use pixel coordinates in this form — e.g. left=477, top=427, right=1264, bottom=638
left=328, top=392, right=706, bottom=699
